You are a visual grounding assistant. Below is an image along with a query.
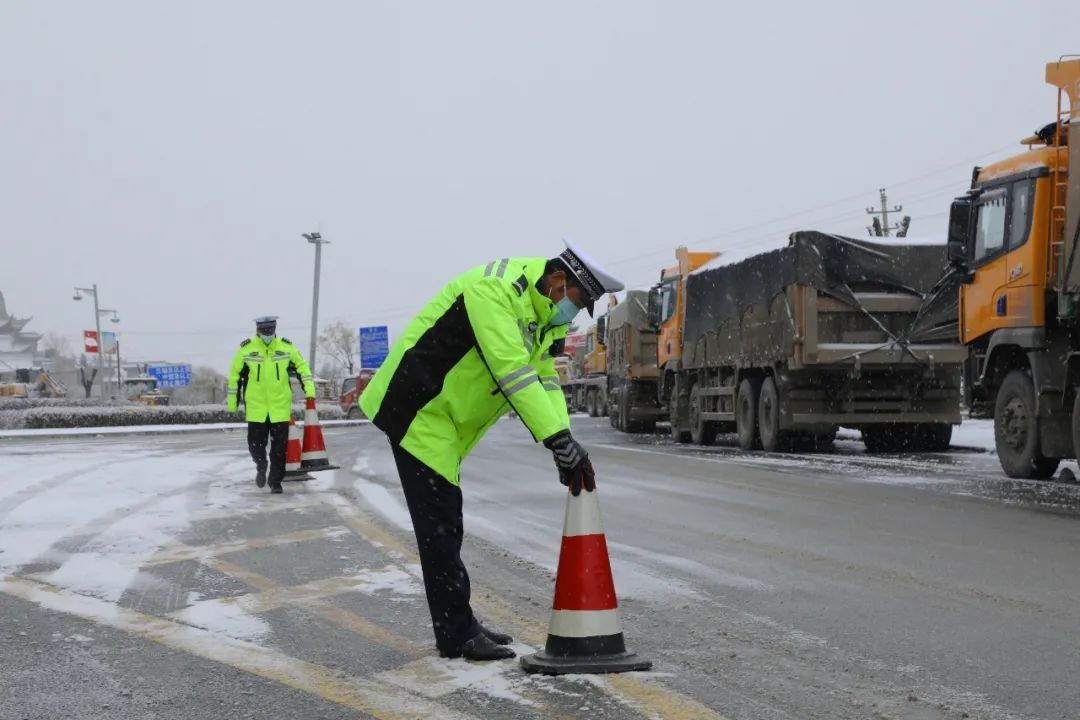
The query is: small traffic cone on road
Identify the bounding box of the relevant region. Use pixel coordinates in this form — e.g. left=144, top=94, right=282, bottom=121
left=520, top=480, right=652, bottom=675
left=283, top=416, right=313, bottom=482
left=300, top=398, right=340, bottom=472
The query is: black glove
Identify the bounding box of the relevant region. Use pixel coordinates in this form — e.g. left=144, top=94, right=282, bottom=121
left=543, top=430, right=596, bottom=496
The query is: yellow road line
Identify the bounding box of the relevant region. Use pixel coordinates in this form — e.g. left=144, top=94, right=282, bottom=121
left=325, top=492, right=730, bottom=719
left=602, top=673, right=729, bottom=720
left=176, top=549, right=425, bottom=659
left=0, top=576, right=480, bottom=720
left=144, top=525, right=351, bottom=566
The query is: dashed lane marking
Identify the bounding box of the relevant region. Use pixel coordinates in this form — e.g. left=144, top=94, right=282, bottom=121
left=0, top=576, right=481, bottom=720
left=143, top=525, right=352, bottom=566
left=319, top=489, right=731, bottom=719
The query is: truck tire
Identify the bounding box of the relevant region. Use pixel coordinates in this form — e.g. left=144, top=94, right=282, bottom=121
left=669, top=390, right=692, bottom=443
left=689, top=383, right=717, bottom=446
left=862, top=425, right=912, bottom=453
left=995, top=369, right=1059, bottom=479
left=1073, top=392, right=1080, bottom=460
left=599, top=389, right=609, bottom=417
left=586, top=390, right=598, bottom=417
left=757, top=376, right=793, bottom=452
left=736, top=377, right=762, bottom=451
left=346, top=406, right=360, bottom=420
left=619, top=390, right=638, bottom=434
left=913, top=423, right=952, bottom=452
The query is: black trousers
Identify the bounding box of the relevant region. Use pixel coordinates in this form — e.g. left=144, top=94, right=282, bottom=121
left=391, top=443, right=481, bottom=654
left=248, top=419, right=289, bottom=486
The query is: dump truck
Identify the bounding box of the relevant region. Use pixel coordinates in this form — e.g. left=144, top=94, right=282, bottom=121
left=560, top=323, right=609, bottom=416
left=605, top=290, right=663, bottom=432
left=947, top=57, right=1080, bottom=478
left=651, top=235, right=966, bottom=452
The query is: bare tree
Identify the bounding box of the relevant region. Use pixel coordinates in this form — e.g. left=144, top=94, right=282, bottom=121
left=41, top=332, right=73, bottom=360
left=318, top=321, right=357, bottom=378
left=170, top=366, right=226, bottom=405
left=78, top=365, right=97, bottom=399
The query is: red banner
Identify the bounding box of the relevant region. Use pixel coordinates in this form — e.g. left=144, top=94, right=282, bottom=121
left=84, top=330, right=99, bottom=354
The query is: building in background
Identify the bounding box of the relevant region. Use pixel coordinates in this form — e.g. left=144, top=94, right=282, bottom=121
left=0, top=290, right=42, bottom=378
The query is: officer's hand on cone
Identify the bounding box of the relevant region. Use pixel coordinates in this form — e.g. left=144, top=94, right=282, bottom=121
left=543, top=430, right=596, bottom=496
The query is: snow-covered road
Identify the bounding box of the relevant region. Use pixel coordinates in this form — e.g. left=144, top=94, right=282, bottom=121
left=2, top=421, right=1079, bottom=719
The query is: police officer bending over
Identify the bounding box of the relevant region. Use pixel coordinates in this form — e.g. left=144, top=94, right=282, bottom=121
left=228, top=316, right=316, bottom=494
left=360, top=241, right=623, bottom=661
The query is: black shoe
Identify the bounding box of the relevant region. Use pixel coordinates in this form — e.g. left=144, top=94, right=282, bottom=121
left=255, top=469, right=267, bottom=488
left=478, top=623, right=512, bottom=645
left=461, top=632, right=515, bottom=661
left=269, top=483, right=283, bottom=494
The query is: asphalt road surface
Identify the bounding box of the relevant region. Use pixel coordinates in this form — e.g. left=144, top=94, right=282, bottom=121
left=2, top=418, right=1079, bottom=720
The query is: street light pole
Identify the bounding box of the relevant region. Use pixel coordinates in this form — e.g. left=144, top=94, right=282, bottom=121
left=91, top=284, right=104, bottom=398
left=302, top=231, right=329, bottom=373
left=74, top=285, right=121, bottom=400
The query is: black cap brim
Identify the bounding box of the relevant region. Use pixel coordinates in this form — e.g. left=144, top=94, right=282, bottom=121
left=585, top=298, right=595, bottom=317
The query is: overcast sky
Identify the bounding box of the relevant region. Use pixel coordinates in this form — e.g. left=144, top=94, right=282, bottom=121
left=2, top=1, right=1078, bottom=370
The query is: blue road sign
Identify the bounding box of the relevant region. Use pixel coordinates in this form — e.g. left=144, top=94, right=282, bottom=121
left=148, top=364, right=192, bottom=388
left=359, top=326, right=389, bottom=369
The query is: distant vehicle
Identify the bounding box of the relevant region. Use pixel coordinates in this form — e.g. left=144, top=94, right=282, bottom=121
left=340, top=369, right=377, bottom=418
left=0, top=370, right=68, bottom=399
left=123, top=376, right=169, bottom=406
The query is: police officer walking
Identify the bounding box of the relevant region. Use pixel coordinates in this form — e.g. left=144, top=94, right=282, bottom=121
left=228, top=316, right=316, bottom=494
left=360, top=241, right=623, bottom=661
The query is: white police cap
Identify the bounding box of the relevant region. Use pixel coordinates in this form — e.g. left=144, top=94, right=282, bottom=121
left=558, top=239, right=625, bottom=316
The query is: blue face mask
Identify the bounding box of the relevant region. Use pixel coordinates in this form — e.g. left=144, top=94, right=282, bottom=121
left=548, top=296, right=580, bottom=327
left=258, top=333, right=275, bottom=344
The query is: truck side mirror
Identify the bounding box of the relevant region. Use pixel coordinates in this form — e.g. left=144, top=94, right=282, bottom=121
left=947, top=196, right=973, bottom=269
left=647, top=286, right=662, bottom=328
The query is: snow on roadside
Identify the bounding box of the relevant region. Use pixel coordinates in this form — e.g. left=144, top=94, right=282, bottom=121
left=0, top=418, right=368, bottom=439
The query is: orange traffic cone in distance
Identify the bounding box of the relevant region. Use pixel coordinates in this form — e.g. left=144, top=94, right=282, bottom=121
left=300, top=398, right=340, bottom=471
left=520, top=481, right=651, bottom=675
left=283, top=416, right=313, bottom=481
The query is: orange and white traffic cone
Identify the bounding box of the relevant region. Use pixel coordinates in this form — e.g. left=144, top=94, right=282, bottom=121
left=283, top=416, right=313, bottom=482
left=520, top=481, right=651, bottom=675
left=300, top=398, right=340, bottom=472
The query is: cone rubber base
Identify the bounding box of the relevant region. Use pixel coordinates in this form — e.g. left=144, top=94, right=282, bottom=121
left=519, top=650, right=651, bottom=675
left=283, top=473, right=314, bottom=482
left=299, top=463, right=340, bottom=472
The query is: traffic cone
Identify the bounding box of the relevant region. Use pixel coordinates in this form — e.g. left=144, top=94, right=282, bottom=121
left=300, top=398, right=340, bottom=471
left=283, top=416, right=313, bottom=482
left=520, top=481, right=652, bottom=675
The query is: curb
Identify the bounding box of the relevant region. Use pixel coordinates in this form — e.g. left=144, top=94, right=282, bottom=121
left=0, top=419, right=371, bottom=441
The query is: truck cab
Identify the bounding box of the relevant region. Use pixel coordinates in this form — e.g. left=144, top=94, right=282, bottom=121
left=648, top=248, right=720, bottom=432
left=950, top=57, right=1080, bottom=478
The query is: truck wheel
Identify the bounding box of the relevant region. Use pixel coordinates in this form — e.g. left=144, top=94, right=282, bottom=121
left=914, top=423, right=952, bottom=452
left=862, top=426, right=908, bottom=453
left=586, top=390, right=597, bottom=417
left=619, top=391, right=636, bottom=433
left=736, top=377, right=762, bottom=451
left=689, top=383, right=717, bottom=446
left=346, top=406, right=360, bottom=420
left=599, top=390, right=609, bottom=417
left=1071, top=391, right=1080, bottom=460
left=995, top=369, right=1059, bottom=479
left=757, top=376, right=793, bottom=452
left=669, top=391, right=691, bottom=443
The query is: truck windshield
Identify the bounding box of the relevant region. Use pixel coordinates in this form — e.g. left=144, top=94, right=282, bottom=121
left=660, top=280, right=678, bottom=322
left=974, top=187, right=1007, bottom=261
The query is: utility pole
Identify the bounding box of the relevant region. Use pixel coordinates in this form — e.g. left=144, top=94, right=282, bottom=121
left=302, top=231, right=329, bottom=372
left=866, top=188, right=911, bottom=237
left=73, top=284, right=119, bottom=400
